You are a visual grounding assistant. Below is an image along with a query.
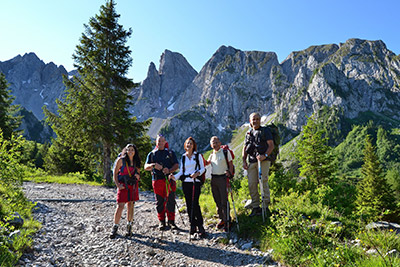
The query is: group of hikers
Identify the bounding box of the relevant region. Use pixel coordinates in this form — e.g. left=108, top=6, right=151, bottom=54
left=109, top=112, right=275, bottom=239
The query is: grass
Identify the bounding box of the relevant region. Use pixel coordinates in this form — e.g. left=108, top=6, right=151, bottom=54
left=0, top=181, right=42, bottom=267
left=1, top=165, right=102, bottom=266
left=196, top=124, right=400, bottom=266
left=6, top=121, right=400, bottom=267
left=22, top=167, right=103, bottom=186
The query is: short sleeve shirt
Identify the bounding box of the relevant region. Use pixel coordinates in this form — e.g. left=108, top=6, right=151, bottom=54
left=208, top=149, right=232, bottom=175
left=244, top=126, right=273, bottom=163
left=146, top=149, right=178, bottom=180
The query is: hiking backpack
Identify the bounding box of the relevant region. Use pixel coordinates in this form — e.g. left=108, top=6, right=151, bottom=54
left=221, top=145, right=235, bottom=178
left=265, top=123, right=280, bottom=163
left=247, top=123, right=280, bottom=164
left=117, top=157, right=138, bottom=185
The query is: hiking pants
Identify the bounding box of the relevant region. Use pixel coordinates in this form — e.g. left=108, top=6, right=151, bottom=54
left=247, top=160, right=271, bottom=209
left=183, top=181, right=203, bottom=228
left=211, top=174, right=230, bottom=223
left=152, top=179, right=176, bottom=221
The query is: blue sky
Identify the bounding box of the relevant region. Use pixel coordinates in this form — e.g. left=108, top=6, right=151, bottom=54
left=1, top=0, right=399, bottom=82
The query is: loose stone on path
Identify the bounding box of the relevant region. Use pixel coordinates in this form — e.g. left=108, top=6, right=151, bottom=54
left=20, top=182, right=279, bottom=266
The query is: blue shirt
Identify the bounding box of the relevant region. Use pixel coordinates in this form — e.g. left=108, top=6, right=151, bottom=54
left=146, top=149, right=178, bottom=180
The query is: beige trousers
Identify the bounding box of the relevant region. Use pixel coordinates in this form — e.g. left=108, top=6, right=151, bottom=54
left=247, top=160, right=271, bottom=209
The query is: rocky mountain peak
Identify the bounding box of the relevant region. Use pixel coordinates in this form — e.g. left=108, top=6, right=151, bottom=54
left=4, top=38, right=400, bottom=150
left=158, top=49, right=198, bottom=104
left=172, top=45, right=280, bottom=120
left=281, top=44, right=339, bottom=82
left=130, top=50, right=197, bottom=121
left=22, top=52, right=42, bottom=62
left=0, top=52, right=67, bottom=121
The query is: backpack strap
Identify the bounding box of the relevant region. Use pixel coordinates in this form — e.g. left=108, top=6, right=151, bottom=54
left=222, top=149, right=229, bottom=171
left=195, top=153, right=200, bottom=170
left=223, top=149, right=234, bottom=178
left=169, top=150, right=174, bottom=165
left=120, top=158, right=126, bottom=174
left=121, top=157, right=137, bottom=178
left=182, top=154, right=186, bottom=175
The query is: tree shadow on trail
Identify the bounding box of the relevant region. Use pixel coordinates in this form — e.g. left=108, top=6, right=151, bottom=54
left=127, top=232, right=266, bottom=266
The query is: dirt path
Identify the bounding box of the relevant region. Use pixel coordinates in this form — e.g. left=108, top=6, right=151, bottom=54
left=20, top=182, right=277, bottom=267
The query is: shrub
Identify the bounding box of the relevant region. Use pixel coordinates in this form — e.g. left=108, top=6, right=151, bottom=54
left=0, top=131, right=40, bottom=266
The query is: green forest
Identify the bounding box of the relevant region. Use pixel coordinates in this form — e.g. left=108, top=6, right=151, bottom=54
left=1, top=1, right=400, bottom=266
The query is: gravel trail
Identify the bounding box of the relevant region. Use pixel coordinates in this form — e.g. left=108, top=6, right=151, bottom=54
left=20, top=182, right=279, bottom=267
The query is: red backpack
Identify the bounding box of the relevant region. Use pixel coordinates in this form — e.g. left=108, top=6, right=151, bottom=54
left=221, top=145, right=235, bottom=178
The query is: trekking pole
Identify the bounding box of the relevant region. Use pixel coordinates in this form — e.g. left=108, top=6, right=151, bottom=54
left=166, top=176, right=185, bottom=226
left=132, top=172, right=139, bottom=223
left=258, top=160, right=266, bottom=222
left=174, top=198, right=186, bottom=226
left=227, top=178, right=239, bottom=232
left=189, top=179, right=195, bottom=241
left=161, top=175, right=171, bottom=240
left=225, top=176, right=231, bottom=233
left=226, top=185, right=230, bottom=233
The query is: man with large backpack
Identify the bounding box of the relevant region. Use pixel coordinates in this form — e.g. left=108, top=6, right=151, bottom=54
left=242, top=112, right=274, bottom=218
left=144, top=135, right=179, bottom=231
left=206, top=136, right=234, bottom=231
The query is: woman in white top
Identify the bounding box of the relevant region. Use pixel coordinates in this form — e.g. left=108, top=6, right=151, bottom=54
left=170, top=137, right=206, bottom=238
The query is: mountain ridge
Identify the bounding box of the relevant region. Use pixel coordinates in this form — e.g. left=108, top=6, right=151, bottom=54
left=1, top=38, right=399, bottom=151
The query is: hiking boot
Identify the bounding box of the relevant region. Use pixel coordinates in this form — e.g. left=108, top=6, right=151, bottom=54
left=198, top=225, right=207, bottom=238
left=190, top=224, right=197, bottom=235
left=168, top=220, right=179, bottom=230
left=249, top=207, right=262, bottom=217
left=217, top=220, right=225, bottom=230
left=159, top=220, right=170, bottom=231
left=110, top=224, right=118, bottom=239
left=224, top=221, right=230, bottom=232
left=126, top=223, right=132, bottom=237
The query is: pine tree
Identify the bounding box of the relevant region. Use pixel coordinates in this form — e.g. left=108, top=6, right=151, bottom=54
left=0, top=72, right=21, bottom=139
left=377, top=127, right=400, bottom=167
left=295, top=114, right=334, bottom=191
left=45, top=0, right=150, bottom=183
left=356, top=135, right=396, bottom=221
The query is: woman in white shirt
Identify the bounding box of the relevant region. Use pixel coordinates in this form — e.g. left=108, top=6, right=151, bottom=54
left=170, top=137, right=206, bottom=238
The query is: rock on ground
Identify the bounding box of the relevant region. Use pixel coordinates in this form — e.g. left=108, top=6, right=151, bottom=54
left=20, top=182, right=280, bottom=267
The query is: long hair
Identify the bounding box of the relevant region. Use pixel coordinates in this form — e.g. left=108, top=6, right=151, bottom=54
left=184, top=136, right=197, bottom=152
left=121, top=144, right=141, bottom=167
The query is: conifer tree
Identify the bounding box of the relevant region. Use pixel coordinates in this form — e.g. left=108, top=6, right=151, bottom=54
left=295, top=114, right=334, bottom=191
left=377, top=127, right=400, bottom=167
left=0, top=72, right=21, bottom=139
left=45, top=0, right=150, bottom=183
left=356, top=135, right=396, bottom=221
